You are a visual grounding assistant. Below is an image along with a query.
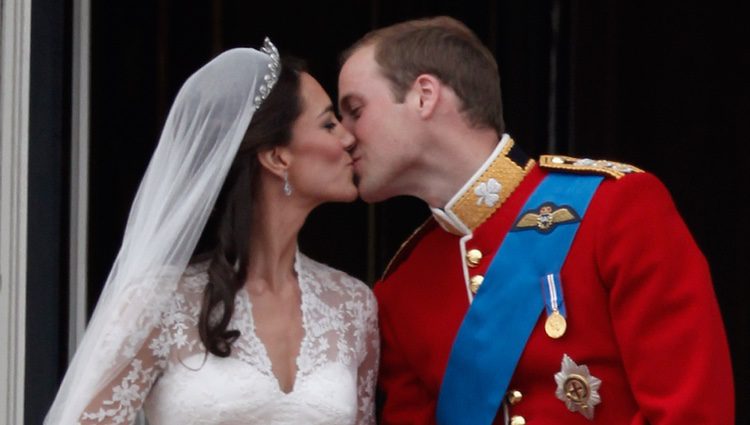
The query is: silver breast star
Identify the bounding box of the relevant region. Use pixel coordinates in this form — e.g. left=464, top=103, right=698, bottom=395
left=554, top=354, right=602, bottom=420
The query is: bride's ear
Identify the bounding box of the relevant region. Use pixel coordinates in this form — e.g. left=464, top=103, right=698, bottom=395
left=257, top=147, right=291, bottom=178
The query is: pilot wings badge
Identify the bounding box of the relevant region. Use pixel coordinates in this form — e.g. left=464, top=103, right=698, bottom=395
left=511, top=202, right=581, bottom=234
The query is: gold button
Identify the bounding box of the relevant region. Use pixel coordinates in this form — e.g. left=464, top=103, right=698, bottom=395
left=510, top=416, right=526, bottom=425
left=507, top=389, right=523, bottom=405
left=466, top=249, right=483, bottom=267
left=469, top=275, right=484, bottom=294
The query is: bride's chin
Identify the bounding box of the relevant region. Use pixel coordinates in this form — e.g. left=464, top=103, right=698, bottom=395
left=319, top=185, right=359, bottom=204
left=341, top=185, right=359, bottom=202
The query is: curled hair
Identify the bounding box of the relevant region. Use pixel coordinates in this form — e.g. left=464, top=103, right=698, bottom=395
left=341, top=16, right=505, bottom=135
left=193, top=57, right=306, bottom=357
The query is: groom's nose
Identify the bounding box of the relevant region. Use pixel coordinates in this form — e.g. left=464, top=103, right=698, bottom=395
left=341, top=127, right=356, bottom=151
left=340, top=114, right=354, bottom=133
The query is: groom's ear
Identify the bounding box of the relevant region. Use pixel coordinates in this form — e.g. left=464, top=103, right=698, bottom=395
left=257, top=146, right=291, bottom=178
left=412, top=74, right=441, bottom=119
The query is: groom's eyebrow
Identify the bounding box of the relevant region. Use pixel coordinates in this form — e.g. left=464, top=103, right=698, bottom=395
left=339, top=94, right=353, bottom=112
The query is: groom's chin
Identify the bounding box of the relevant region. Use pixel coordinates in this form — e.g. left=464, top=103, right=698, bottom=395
left=353, top=175, right=372, bottom=203
left=356, top=187, right=386, bottom=204
left=354, top=175, right=392, bottom=204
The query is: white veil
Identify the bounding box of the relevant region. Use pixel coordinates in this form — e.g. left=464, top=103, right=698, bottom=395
left=44, top=39, right=281, bottom=424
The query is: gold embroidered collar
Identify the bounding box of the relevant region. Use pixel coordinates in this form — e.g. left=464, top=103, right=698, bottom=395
left=431, top=134, right=535, bottom=235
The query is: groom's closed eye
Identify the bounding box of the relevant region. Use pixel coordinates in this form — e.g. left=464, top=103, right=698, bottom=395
left=343, top=106, right=362, bottom=121
left=339, top=96, right=361, bottom=119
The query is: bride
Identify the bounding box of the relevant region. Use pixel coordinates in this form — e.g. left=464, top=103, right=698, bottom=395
left=44, top=39, right=378, bottom=425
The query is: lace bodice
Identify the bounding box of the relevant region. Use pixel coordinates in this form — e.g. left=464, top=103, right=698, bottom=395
left=78, top=253, right=378, bottom=425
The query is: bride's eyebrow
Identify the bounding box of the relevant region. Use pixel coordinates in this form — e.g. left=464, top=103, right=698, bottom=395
left=317, top=104, right=335, bottom=118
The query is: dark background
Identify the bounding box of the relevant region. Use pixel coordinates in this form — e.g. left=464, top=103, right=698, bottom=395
left=26, top=0, right=747, bottom=423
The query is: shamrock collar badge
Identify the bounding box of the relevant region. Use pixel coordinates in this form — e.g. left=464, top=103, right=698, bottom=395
left=474, top=178, right=502, bottom=207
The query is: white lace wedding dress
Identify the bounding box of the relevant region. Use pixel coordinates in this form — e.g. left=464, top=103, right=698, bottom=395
left=77, top=253, right=379, bottom=425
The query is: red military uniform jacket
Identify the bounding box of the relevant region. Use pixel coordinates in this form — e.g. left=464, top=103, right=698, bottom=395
left=375, top=137, right=734, bottom=424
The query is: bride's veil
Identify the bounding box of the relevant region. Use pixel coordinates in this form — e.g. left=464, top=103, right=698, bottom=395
left=44, top=39, right=281, bottom=424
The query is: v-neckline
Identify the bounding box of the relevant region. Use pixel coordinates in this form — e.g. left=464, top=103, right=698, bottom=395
left=241, top=251, right=308, bottom=395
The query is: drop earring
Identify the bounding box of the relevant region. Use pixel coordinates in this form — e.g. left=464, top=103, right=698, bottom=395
left=283, top=171, right=293, bottom=196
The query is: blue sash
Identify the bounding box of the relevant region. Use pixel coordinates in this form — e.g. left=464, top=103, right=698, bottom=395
left=436, top=173, right=603, bottom=425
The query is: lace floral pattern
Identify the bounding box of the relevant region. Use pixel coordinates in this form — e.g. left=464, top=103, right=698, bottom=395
left=78, top=252, right=378, bottom=425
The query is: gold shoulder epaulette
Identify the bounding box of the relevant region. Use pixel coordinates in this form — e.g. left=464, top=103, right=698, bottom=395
left=381, top=218, right=437, bottom=281
left=539, top=155, right=643, bottom=179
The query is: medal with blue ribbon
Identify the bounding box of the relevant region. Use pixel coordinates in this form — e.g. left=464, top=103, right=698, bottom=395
left=542, top=273, right=567, bottom=339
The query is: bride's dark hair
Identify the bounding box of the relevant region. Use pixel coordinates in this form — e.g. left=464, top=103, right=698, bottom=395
left=193, top=57, right=306, bottom=357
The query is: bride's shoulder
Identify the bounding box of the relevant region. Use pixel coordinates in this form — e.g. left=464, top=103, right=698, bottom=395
left=174, top=260, right=210, bottom=298
left=182, top=259, right=210, bottom=279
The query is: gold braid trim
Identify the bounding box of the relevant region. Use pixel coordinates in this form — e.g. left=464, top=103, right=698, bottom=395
left=539, top=155, right=643, bottom=179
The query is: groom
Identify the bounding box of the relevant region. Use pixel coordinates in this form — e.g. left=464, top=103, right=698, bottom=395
left=338, top=16, right=734, bottom=425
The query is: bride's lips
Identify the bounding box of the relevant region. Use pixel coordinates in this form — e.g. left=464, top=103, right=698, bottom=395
left=350, top=156, right=361, bottom=170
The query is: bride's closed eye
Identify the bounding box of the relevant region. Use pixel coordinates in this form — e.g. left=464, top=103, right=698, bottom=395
left=323, top=120, right=337, bottom=131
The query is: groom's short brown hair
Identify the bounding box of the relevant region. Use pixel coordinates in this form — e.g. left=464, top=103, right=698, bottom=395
left=341, top=16, right=505, bottom=135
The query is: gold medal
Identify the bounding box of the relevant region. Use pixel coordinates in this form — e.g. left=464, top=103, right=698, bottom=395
left=545, top=310, right=567, bottom=339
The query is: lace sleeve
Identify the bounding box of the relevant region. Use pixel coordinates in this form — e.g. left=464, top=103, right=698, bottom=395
left=356, top=290, right=379, bottom=425
left=77, top=324, right=169, bottom=424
